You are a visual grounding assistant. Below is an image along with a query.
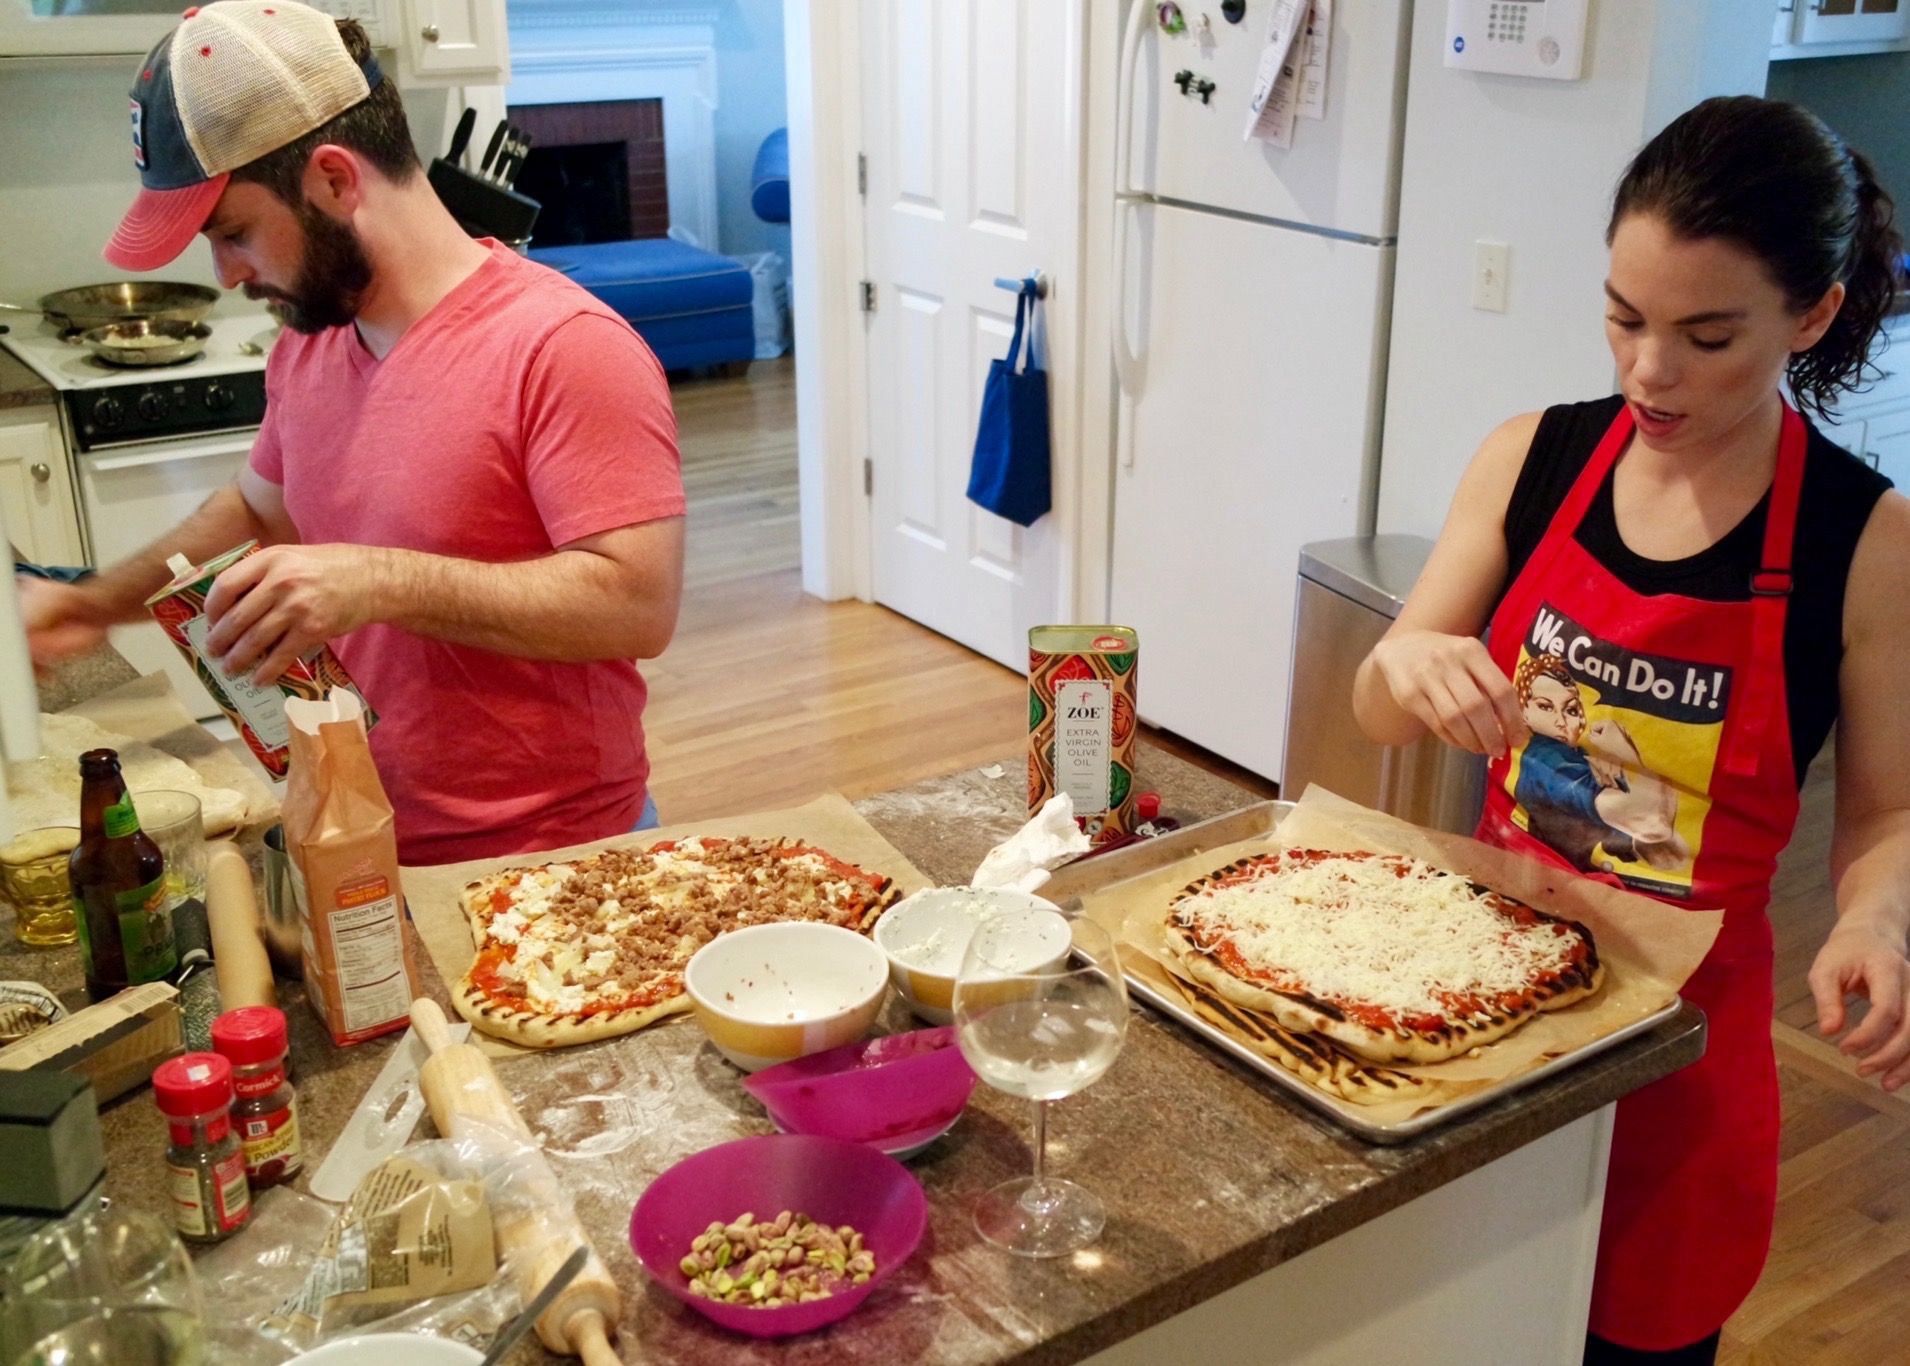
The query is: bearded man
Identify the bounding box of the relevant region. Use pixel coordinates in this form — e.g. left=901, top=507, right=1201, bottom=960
left=20, top=1, right=685, bottom=864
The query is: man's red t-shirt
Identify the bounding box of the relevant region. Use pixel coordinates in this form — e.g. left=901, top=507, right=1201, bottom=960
left=249, top=243, right=684, bottom=865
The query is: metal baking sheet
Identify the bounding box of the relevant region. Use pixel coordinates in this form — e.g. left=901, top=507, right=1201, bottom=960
left=1047, top=801, right=1686, bottom=1144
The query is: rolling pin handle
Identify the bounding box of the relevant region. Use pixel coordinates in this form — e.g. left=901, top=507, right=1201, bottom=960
left=568, top=1310, right=619, bottom=1366
left=411, top=997, right=454, bottom=1055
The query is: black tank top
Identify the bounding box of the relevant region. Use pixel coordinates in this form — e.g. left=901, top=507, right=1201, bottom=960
left=1502, top=396, right=1893, bottom=786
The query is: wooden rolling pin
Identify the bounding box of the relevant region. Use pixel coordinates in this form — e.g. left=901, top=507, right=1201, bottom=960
left=204, top=842, right=277, bottom=1009
left=411, top=999, right=622, bottom=1364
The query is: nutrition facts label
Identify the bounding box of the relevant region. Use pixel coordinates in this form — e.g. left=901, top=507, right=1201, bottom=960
left=331, top=890, right=411, bottom=1034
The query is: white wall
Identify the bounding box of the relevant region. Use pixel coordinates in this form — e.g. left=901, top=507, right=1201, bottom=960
left=0, top=59, right=472, bottom=303
left=1375, top=0, right=1773, bottom=540
left=714, top=0, right=791, bottom=261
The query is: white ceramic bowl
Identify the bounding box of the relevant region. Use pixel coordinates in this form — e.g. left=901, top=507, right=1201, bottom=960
left=872, top=887, right=1072, bottom=1025
left=290, top=1334, right=483, bottom=1365
left=684, top=922, right=891, bottom=1071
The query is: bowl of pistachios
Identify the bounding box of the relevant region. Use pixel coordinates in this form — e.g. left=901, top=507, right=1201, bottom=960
left=629, top=1134, right=928, bottom=1338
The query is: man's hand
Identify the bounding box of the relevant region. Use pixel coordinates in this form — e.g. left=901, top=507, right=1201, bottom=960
left=202, top=544, right=381, bottom=684
left=18, top=576, right=114, bottom=670
left=1810, top=914, right=1910, bottom=1092
left=1366, top=629, right=1530, bottom=758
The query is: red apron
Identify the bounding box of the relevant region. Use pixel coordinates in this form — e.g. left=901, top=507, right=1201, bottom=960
left=1477, top=401, right=1807, bottom=1350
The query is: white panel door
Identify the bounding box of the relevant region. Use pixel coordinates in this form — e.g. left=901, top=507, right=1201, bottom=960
left=861, top=0, right=1076, bottom=669
left=1109, top=203, right=1390, bottom=781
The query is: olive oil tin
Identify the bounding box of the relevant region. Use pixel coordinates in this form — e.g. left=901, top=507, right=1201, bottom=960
left=1028, top=626, right=1139, bottom=846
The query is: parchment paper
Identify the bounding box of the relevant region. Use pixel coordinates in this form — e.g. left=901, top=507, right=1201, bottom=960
left=57, top=671, right=280, bottom=840
left=1076, top=786, right=1723, bottom=1124
left=401, top=792, right=937, bottom=1057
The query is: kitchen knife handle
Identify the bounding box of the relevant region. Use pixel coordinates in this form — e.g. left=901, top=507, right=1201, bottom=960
left=448, top=106, right=476, bottom=163
left=480, top=121, right=507, bottom=176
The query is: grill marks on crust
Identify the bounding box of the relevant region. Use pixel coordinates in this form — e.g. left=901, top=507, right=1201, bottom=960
left=1164, top=972, right=1437, bottom=1106
left=1161, top=847, right=1606, bottom=1067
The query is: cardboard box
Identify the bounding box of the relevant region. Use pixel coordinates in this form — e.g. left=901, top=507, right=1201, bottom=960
left=0, top=982, right=183, bottom=1103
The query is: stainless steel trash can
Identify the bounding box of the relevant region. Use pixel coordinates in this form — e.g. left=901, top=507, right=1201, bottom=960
left=1282, top=536, right=1486, bottom=835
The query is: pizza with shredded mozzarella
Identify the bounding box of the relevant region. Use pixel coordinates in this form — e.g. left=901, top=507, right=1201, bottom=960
left=451, top=836, right=899, bottom=1048
left=1161, top=848, right=1603, bottom=1065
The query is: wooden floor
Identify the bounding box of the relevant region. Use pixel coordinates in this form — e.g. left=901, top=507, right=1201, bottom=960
left=656, top=363, right=1907, bottom=1364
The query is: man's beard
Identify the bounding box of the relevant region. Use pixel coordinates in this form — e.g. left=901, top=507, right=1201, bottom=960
left=246, top=203, right=373, bottom=334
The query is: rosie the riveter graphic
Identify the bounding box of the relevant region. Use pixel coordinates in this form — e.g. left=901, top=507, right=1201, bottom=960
left=1503, top=605, right=1733, bottom=898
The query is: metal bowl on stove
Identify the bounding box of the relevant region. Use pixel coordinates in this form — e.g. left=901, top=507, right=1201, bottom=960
left=0, top=281, right=220, bottom=333
left=78, top=319, right=214, bottom=368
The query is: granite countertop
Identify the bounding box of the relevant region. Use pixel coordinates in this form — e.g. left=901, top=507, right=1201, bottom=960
left=0, top=345, right=56, bottom=413
left=3, top=717, right=1703, bottom=1365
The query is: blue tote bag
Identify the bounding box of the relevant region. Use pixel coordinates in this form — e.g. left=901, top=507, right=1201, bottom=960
left=966, top=280, right=1052, bottom=527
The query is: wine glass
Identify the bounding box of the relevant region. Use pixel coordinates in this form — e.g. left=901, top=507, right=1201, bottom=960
left=1, top=1209, right=206, bottom=1365
left=953, top=906, right=1128, bottom=1257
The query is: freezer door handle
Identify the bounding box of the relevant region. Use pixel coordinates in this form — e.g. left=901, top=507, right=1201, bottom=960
left=1111, top=0, right=1150, bottom=455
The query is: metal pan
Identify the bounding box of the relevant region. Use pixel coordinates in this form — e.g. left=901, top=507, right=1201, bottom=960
left=1, top=281, right=220, bottom=333
left=79, top=319, right=214, bottom=367
left=1044, top=800, right=1687, bottom=1142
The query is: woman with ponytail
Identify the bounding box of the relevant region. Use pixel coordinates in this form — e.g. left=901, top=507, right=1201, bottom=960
left=1354, top=97, right=1910, bottom=1363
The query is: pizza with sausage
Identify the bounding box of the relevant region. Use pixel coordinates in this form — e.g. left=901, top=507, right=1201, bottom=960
left=1161, top=848, right=1603, bottom=1066
left=452, top=836, right=899, bottom=1048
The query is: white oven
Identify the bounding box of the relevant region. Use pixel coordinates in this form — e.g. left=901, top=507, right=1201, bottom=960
left=0, top=306, right=273, bottom=722
left=0, top=0, right=393, bottom=58
left=78, top=429, right=257, bottom=719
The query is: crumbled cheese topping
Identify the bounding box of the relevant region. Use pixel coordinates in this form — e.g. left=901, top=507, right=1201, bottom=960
left=1174, top=853, right=1579, bottom=1019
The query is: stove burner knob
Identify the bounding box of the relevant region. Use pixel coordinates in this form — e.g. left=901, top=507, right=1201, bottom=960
left=91, top=395, right=125, bottom=431
left=137, top=391, right=168, bottom=423
left=204, top=383, right=235, bottom=413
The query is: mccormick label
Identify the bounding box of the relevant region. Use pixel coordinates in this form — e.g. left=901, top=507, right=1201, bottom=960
left=1028, top=626, right=1139, bottom=846
left=143, top=541, right=376, bottom=778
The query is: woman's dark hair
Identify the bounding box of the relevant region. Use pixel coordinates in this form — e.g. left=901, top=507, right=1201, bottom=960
left=1609, top=95, right=1904, bottom=421
left=229, top=20, right=419, bottom=205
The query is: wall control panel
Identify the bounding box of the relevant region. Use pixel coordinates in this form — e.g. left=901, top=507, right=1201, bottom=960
left=1444, top=0, right=1587, bottom=80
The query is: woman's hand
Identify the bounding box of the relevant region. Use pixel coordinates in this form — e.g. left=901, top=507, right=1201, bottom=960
left=1366, top=630, right=1529, bottom=758
left=1810, top=915, right=1910, bottom=1092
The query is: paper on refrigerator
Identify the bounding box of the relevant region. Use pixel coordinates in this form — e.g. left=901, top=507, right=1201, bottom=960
left=1244, top=0, right=1309, bottom=146
left=1299, top=0, right=1332, bottom=120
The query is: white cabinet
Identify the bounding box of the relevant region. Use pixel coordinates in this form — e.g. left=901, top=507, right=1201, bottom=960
left=1798, top=0, right=1909, bottom=46
left=0, top=409, right=84, bottom=567
left=1774, top=0, right=1910, bottom=55
left=1860, top=402, right=1910, bottom=488
left=399, top=0, right=509, bottom=84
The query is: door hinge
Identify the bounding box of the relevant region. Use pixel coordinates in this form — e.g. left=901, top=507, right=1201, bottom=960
left=860, top=280, right=876, bottom=313
left=857, top=152, right=868, bottom=197
left=863, top=458, right=874, bottom=496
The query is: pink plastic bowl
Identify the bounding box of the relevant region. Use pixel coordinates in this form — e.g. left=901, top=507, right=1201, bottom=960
left=740, top=1026, right=977, bottom=1151
left=630, top=1134, right=929, bottom=1338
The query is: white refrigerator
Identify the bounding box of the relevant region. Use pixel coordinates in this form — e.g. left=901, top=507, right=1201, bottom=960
left=1109, top=0, right=1413, bottom=782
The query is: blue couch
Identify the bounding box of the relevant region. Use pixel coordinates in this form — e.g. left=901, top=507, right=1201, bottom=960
left=531, top=238, right=756, bottom=372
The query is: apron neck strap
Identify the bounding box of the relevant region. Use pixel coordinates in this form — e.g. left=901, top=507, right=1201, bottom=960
left=1722, top=401, right=1809, bottom=778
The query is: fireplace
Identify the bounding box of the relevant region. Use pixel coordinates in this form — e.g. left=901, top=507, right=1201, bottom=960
left=507, top=99, right=669, bottom=247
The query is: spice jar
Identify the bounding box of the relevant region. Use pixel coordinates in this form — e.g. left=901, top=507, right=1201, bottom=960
left=211, top=1006, right=303, bottom=1190
left=152, top=1052, right=252, bottom=1244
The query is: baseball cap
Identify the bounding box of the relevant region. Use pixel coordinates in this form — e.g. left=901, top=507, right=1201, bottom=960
left=105, top=1, right=384, bottom=272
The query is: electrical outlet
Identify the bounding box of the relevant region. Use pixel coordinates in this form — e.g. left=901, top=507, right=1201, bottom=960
left=1472, top=240, right=1509, bottom=313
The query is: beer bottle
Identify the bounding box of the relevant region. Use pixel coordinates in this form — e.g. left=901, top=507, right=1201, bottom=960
left=69, top=749, right=175, bottom=1001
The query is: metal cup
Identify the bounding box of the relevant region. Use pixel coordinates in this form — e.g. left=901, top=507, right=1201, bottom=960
left=260, top=825, right=304, bottom=980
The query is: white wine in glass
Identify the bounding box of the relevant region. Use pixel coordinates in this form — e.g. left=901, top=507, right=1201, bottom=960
left=954, top=908, right=1128, bottom=1257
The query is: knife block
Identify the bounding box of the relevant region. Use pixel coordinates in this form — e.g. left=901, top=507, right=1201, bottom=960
left=428, top=158, right=540, bottom=245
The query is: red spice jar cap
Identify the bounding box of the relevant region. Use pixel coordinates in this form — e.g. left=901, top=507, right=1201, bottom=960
left=1136, top=792, right=1162, bottom=822
left=210, top=1006, right=288, bottom=1067
left=153, top=1052, right=235, bottom=1118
